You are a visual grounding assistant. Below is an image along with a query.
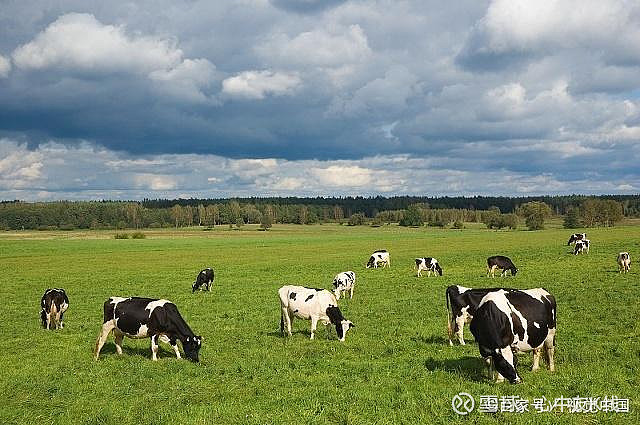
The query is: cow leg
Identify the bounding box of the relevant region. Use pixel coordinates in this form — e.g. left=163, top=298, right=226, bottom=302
left=114, top=330, right=124, bottom=355
left=59, top=312, right=65, bottom=329
left=150, top=334, right=159, bottom=361
left=417, top=269, right=421, bottom=277
left=310, top=316, right=318, bottom=340
left=159, top=335, right=180, bottom=359
left=531, top=348, right=542, bottom=371
left=544, top=332, right=556, bottom=372
left=486, top=357, right=494, bottom=380
left=455, top=315, right=466, bottom=345
left=94, top=320, right=116, bottom=360
left=349, top=287, right=354, bottom=299
left=281, top=307, right=292, bottom=336
left=45, top=312, right=51, bottom=330
left=447, top=316, right=454, bottom=346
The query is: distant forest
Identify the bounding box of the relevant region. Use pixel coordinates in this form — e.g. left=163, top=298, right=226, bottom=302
left=0, top=194, right=638, bottom=230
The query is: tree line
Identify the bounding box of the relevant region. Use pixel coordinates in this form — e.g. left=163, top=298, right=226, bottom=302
left=0, top=195, right=634, bottom=230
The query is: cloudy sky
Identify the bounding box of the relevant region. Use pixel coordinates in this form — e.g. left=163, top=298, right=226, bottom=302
left=1, top=0, right=639, bottom=200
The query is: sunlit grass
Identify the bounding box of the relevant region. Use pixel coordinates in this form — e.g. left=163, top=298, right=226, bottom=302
left=0, top=224, right=638, bottom=424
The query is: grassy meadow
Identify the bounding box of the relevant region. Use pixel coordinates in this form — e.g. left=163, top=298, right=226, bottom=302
left=0, top=223, right=639, bottom=424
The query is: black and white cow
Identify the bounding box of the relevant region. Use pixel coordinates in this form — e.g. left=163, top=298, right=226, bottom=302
left=617, top=252, right=631, bottom=273
left=366, top=250, right=390, bottom=268
left=332, top=271, right=356, bottom=300
left=94, top=297, right=202, bottom=362
left=415, top=257, right=443, bottom=277
left=469, top=288, right=556, bottom=383
left=573, top=239, right=590, bottom=255
left=445, top=285, right=512, bottom=345
left=40, top=288, right=69, bottom=330
left=192, top=267, right=214, bottom=292
left=487, top=255, right=518, bottom=277
left=567, top=233, right=586, bottom=245
left=279, top=285, right=354, bottom=341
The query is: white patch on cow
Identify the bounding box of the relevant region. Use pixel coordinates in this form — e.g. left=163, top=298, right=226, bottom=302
left=456, top=285, right=471, bottom=294
left=533, top=322, right=540, bottom=328
left=145, top=299, right=170, bottom=317
left=521, top=288, right=551, bottom=303
left=134, top=324, right=149, bottom=338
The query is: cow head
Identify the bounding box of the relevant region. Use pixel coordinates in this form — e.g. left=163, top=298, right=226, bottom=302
left=492, top=351, right=521, bottom=384
left=365, top=256, right=375, bottom=268
left=183, top=335, right=202, bottom=362
left=435, top=263, right=443, bottom=276
left=511, top=267, right=518, bottom=276
left=336, top=320, right=355, bottom=342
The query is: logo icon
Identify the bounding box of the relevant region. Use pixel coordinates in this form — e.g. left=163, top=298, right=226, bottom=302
left=452, top=392, right=475, bottom=415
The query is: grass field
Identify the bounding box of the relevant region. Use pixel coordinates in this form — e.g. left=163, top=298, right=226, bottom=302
left=1, top=224, right=639, bottom=424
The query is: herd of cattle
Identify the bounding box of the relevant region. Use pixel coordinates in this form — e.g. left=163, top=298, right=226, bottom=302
left=39, top=232, right=632, bottom=384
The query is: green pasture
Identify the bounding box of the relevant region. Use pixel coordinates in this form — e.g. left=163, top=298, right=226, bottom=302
left=0, top=224, right=638, bottom=424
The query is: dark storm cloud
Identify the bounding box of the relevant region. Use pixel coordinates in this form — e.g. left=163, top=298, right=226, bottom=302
left=1, top=0, right=640, bottom=198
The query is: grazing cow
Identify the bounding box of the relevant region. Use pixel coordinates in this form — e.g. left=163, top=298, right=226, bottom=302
left=94, top=297, right=202, bottom=362
left=192, top=267, right=214, bottom=292
left=617, top=252, right=631, bottom=273
left=573, top=239, right=590, bottom=255
left=366, top=250, right=390, bottom=268
left=415, top=257, right=443, bottom=277
left=40, top=288, right=69, bottom=330
left=332, top=271, right=356, bottom=300
left=567, top=233, right=586, bottom=245
left=279, top=285, right=354, bottom=341
left=470, top=288, right=556, bottom=384
left=487, top=255, right=518, bottom=277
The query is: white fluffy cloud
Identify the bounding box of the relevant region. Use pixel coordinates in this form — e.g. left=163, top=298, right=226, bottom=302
left=222, top=70, right=301, bottom=99
left=264, top=24, right=370, bottom=67
left=0, top=54, right=10, bottom=77
left=11, top=13, right=216, bottom=100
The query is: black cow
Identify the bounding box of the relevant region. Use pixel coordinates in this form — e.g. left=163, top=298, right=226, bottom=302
left=470, top=289, right=556, bottom=384
left=486, top=255, right=518, bottom=277
left=192, top=268, right=214, bottom=292
left=94, top=297, right=202, bottom=362
left=567, top=233, right=586, bottom=245
left=40, top=288, right=69, bottom=330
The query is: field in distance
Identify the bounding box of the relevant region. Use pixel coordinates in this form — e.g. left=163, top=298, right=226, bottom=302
left=1, top=224, right=638, bottom=424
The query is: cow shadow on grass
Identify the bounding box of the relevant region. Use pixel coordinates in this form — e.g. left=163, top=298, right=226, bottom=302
left=265, top=330, right=315, bottom=339
left=423, top=356, right=487, bottom=382
left=97, top=343, right=175, bottom=359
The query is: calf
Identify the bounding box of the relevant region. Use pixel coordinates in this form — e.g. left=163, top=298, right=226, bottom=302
left=470, top=288, right=556, bottom=384
left=366, top=250, right=390, bottom=268
left=415, top=257, right=443, bottom=277
left=573, top=239, right=590, bottom=255
left=192, top=267, right=214, bottom=292
left=332, top=271, right=356, bottom=300
left=40, top=288, right=69, bottom=330
left=94, top=297, right=202, bottom=362
left=279, top=285, right=354, bottom=341
left=567, top=233, right=586, bottom=245
left=487, top=255, right=518, bottom=277
left=617, top=252, right=631, bottom=273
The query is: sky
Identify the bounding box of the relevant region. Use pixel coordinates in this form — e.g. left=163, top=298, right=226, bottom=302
left=1, top=0, right=639, bottom=200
